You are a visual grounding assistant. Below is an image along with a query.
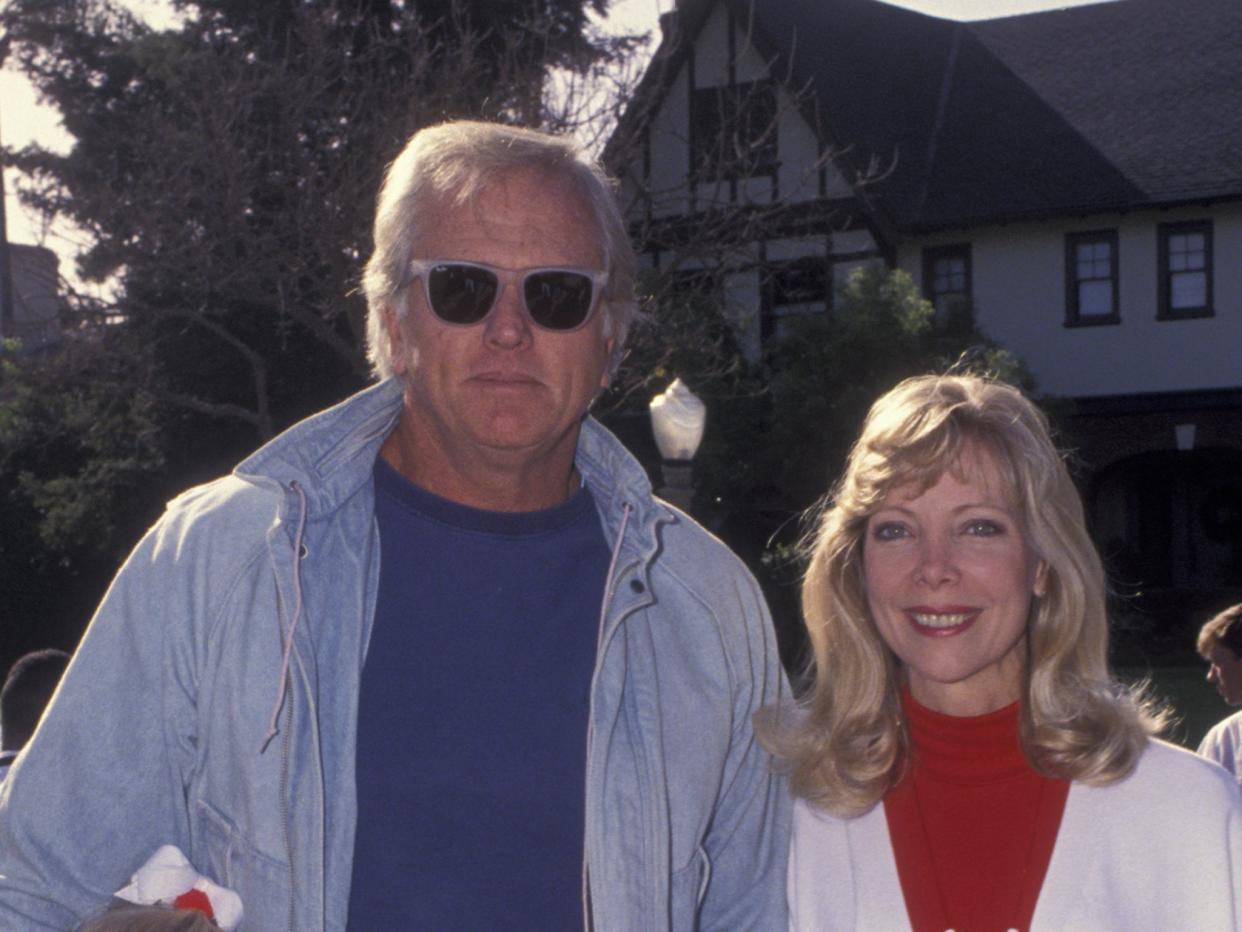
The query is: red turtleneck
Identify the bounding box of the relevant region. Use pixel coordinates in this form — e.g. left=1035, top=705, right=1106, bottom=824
left=883, top=691, right=1070, bottom=932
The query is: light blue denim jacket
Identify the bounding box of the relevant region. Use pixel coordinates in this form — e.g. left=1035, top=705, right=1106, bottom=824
left=0, top=378, right=790, bottom=931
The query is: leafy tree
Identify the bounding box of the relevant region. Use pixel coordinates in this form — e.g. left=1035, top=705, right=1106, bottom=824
left=0, top=335, right=166, bottom=666
left=0, top=0, right=641, bottom=672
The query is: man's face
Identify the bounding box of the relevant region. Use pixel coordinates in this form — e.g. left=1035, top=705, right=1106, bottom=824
left=386, top=167, right=613, bottom=476
left=1206, top=642, right=1242, bottom=706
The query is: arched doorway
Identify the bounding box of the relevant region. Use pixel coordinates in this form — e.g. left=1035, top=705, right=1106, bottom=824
left=1090, top=447, right=1242, bottom=659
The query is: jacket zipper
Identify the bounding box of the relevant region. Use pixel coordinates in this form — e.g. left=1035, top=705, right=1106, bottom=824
left=281, top=686, right=296, bottom=932
left=582, top=501, right=634, bottom=932
left=271, top=479, right=306, bottom=932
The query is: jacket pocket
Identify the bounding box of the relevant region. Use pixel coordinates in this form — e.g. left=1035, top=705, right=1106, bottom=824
left=195, top=798, right=292, bottom=931
left=670, top=844, right=711, bottom=929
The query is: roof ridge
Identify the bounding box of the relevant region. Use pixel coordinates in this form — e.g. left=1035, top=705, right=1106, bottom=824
left=913, top=22, right=963, bottom=226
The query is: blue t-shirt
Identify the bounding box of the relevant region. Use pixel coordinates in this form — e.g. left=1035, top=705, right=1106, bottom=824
left=347, top=460, right=609, bottom=929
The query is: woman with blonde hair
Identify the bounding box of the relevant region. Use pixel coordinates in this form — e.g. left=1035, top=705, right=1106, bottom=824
left=764, top=373, right=1241, bottom=930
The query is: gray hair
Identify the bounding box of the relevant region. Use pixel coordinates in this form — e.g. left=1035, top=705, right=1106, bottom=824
left=362, top=120, right=638, bottom=379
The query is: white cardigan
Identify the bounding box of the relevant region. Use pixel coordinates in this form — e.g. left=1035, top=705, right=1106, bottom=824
left=789, top=740, right=1242, bottom=931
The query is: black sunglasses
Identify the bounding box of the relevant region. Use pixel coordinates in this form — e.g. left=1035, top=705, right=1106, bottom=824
left=407, top=259, right=608, bottom=332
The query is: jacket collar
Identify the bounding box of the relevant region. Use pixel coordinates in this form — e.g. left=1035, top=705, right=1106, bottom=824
left=233, top=379, right=403, bottom=514
left=232, top=378, right=672, bottom=547
left=576, top=417, right=670, bottom=544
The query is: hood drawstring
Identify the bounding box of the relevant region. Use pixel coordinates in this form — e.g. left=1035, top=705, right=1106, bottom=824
left=261, top=480, right=308, bottom=753
left=581, top=500, right=633, bottom=930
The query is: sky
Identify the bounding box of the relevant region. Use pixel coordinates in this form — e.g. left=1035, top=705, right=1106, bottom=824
left=1, top=0, right=1119, bottom=264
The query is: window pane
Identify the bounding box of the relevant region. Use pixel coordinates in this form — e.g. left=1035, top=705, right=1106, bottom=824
left=1078, top=280, right=1113, bottom=316
left=1168, top=233, right=1205, bottom=272
left=934, top=257, right=965, bottom=293
left=692, top=81, right=778, bottom=178
left=771, top=260, right=826, bottom=307
left=1076, top=241, right=1111, bottom=275
left=1171, top=270, right=1206, bottom=308
left=934, top=293, right=968, bottom=317
left=1077, top=251, right=1110, bottom=279
left=925, top=247, right=970, bottom=319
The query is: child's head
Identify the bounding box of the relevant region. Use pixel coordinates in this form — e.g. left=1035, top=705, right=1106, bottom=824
left=1198, top=602, right=1242, bottom=660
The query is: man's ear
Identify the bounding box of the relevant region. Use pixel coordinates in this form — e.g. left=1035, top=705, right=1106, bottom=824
left=383, top=301, right=409, bottom=376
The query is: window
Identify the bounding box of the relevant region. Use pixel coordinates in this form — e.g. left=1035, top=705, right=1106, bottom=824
left=665, top=268, right=723, bottom=306
left=1158, top=221, right=1213, bottom=319
left=1065, top=231, right=1119, bottom=326
left=691, top=81, right=778, bottom=180
left=922, top=245, right=972, bottom=319
left=762, top=257, right=828, bottom=340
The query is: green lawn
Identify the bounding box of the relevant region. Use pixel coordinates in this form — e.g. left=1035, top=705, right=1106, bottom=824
left=1119, top=664, right=1230, bottom=751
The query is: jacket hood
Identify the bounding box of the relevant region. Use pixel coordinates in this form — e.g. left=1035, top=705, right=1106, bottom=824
left=233, top=378, right=668, bottom=543
left=233, top=379, right=403, bottom=515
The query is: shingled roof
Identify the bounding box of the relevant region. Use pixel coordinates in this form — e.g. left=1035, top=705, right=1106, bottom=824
left=624, top=0, right=1242, bottom=234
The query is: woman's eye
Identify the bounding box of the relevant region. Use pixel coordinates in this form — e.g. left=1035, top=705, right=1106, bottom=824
left=964, top=519, right=1005, bottom=537
left=871, top=521, right=909, bottom=541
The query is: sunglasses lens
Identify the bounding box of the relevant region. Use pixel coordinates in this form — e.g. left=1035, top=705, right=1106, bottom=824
left=524, top=271, right=596, bottom=330
left=427, top=264, right=499, bottom=324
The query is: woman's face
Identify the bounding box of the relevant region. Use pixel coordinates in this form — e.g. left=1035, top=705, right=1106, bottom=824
left=862, top=442, right=1047, bottom=716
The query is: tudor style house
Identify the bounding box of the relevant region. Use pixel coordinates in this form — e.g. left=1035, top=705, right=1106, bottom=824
left=610, top=0, right=1242, bottom=649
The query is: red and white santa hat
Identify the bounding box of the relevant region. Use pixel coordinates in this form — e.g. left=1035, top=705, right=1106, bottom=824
left=115, top=845, right=244, bottom=931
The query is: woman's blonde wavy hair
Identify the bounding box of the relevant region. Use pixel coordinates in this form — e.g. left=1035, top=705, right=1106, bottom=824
left=760, top=374, right=1164, bottom=817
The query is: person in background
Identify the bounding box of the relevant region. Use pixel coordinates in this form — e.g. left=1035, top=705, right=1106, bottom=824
left=0, top=120, right=789, bottom=930
left=0, top=648, right=70, bottom=784
left=762, top=374, right=1242, bottom=931
left=1196, top=602, right=1242, bottom=784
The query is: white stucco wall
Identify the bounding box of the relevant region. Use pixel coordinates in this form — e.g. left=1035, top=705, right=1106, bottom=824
left=897, top=202, right=1242, bottom=398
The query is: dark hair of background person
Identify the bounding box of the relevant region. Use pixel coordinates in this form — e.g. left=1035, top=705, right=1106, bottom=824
left=1, top=648, right=71, bottom=750
left=1198, top=603, right=1242, bottom=660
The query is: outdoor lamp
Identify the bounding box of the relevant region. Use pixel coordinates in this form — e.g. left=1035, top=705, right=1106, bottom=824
left=649, top=378, right=706, bottom=510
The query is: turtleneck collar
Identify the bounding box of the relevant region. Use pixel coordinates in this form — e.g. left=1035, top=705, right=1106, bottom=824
left=902, top=687, right=1031, bottom=784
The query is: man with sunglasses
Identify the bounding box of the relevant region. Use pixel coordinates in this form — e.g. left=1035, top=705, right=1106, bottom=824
left=0, top=121, right=790, bottom=930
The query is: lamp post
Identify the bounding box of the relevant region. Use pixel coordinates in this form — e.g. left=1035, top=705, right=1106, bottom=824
left=649, top=378, right=706, bottom=511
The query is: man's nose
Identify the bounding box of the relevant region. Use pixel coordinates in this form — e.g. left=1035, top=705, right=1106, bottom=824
left=483, top=279, right=532, bottom=349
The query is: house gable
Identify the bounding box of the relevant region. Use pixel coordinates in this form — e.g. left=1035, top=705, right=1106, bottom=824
left=610, top=0, right=893, bottom=356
